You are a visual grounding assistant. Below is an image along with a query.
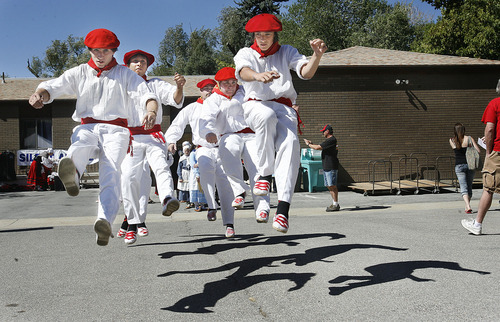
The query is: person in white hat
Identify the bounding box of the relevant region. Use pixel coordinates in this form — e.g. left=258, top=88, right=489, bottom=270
left=177, top=141, right=192, bottom=204
left=28, top=29, right=160, bottom=246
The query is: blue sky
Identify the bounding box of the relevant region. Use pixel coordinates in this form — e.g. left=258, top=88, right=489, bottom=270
left=0, top=0, right=439, bottom=78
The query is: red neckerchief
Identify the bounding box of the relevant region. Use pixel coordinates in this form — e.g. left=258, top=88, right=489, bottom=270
left=87, top=57, right=118, bottom=77
left=141, top=74, right=147, bottom=81
left=213, top=84, right=239, bottom=100
left=250, top=40, right=281, bottom=58
left=196, top=97, right=204, bottom=104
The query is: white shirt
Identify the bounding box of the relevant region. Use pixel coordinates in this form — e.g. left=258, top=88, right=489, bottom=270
left=234, top=45, right=309, bottom=103
left=38, top=63, right=158, bottom=127
left=165, top=100, right=216, bottom=148
left=147, top=78, right=184, bottom=125
left=199, top=87, right=248, bottom=139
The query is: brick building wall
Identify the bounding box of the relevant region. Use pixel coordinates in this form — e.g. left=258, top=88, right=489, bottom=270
left=294, top=66, right=500, bottom=186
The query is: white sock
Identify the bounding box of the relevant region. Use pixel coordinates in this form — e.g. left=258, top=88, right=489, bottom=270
left=473, top=220, right=482, bottom=228
left=332, top=201, right=338, bottom=206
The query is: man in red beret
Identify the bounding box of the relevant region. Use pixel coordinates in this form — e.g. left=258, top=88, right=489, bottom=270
left=234, top=13, right=327, bottom=233
left=165, top=78, right=216, bottom=220
left=28, top=29, right=160, bottom=246
left=200, top=67, right=271, bottom=237
left=115, top=49, right=185, bottom=245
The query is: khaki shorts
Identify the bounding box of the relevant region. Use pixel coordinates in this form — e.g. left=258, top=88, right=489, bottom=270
left=482, top=151, right=500, bottom=194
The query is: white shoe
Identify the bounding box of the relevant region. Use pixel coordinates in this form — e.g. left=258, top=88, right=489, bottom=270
left=58, top=157, right=79, bottom=196
left=256, top=210, right=269, bottom=223
left=461, top=218, right=482, bottom=235
left=232, top=196, right=245, bottom=209
left=137, top=226, right=149, bottom=236
left=124, top=231, right=137, bottom=245
left=225, top=226, right=235, bottom=238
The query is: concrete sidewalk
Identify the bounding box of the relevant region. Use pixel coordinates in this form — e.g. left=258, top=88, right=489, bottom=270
left=1, top=187, right=499, bottom=320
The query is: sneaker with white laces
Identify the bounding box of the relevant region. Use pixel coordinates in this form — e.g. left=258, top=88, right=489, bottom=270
left=256, top=210, right=269, bottom=223
left=162, top=196, right=180, bottom=217
left=232, top=196, right=245, bottom=209
left=124, top=231, right=137, bottom=244
left=253, top=179, right=271, bottom=196
left=272, top=214, right=289, bottom=233
left=225, top=226, right=235, bottom=238
left=137, top=226, right=149, bottom=237
left=461, top=218, right=482, bottom=235
left=94, top=218, right=113, bottom=246
left=117, top=228, right=127, bottom=238
left=207, top=209, right=217, bottom=221
left=58, top=157, right=80, bottom=197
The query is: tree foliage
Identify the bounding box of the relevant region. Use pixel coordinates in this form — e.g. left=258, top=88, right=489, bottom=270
left=422, top=0, right=464, bottom=10
left=348, top=3, right=426, bottom=51
left=280, top=0, right=392, bottom=55
left=413, top=0, right=500, bottom=60
left=28, top=35, right=89, bottom=77
left=151, top=25, right=218, bottom=76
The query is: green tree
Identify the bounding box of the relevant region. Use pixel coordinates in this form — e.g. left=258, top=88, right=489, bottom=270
left=413, top=0, right=500, bottom=59
left=422, top=0, right=464, bottom=10
left=348, top=3, right=427, bottom=51
left=152, top=25, right=218, bottom=76
left=185, top=29, right=218, bottom=75
left=28, top=35, right=89, bottom=77
left=280, top=0, right=391, bottom=55
left=151, top=25, right=188, bottom=76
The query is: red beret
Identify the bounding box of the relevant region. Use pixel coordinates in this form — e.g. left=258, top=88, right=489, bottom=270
left=123, top=50, right=155, bottom=66
left=214, top=67, right=236, bottom=82
left=197, top=79, right=217, bottom=89
left=245, top=13, right=282, bottom=32
left=84, top=29, right=120, bottom=49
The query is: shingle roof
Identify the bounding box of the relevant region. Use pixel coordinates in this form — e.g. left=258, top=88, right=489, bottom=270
left=319, top=46, right=500, bottom=66
left=0, top=75, right=214, bottom=101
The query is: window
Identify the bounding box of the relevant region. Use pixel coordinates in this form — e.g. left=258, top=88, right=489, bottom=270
left=19, top=118, right=52, bottom=149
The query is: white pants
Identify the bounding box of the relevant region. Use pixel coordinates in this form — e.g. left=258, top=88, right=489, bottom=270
left=243, top=100, right=300, bottom=203
left=121, top=133, right=174, bottom=224
left=196, top=146, right=235, bottom=225
left=68, top=123, right=130, bottom=224
left=219, top=132, right=270, bottom=214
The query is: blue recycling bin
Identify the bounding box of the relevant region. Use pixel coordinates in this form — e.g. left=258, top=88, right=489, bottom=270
left=300, top=148, right=327, bottom=192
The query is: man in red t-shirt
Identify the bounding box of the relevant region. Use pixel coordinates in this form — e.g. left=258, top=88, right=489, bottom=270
left=462, top=97, right=500, bottom=235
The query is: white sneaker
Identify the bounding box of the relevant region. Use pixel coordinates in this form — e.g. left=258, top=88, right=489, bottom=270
left=272, top=214, right=289, bottom=233
left=225, top=226, right=235, bottom=238
left=94, top=219, right=113, bottom=246
left=116, top=228, right=127, bottom=238
left=461, top=218, right=482, bottom=235
left=232, top=196, right=245, bottom=209
left=124, top=231, right=137, bottom=245
left=137, top=226, right=149, bottom=236
left=253, top=179, right=271, bottom=196
left=256, top=210, right=269, bottom=223
left=58, top=157, right=79, bottom=196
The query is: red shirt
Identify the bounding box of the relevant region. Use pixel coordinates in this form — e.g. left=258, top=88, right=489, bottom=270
left=481, top=97, right=500, bottom=151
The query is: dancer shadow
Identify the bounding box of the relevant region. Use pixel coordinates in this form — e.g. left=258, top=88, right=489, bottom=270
left=160, top=243, right=407, bottom=312
left=329, top=260, right=490, bottom=295
left=156, top=233, right=346, bottom=260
